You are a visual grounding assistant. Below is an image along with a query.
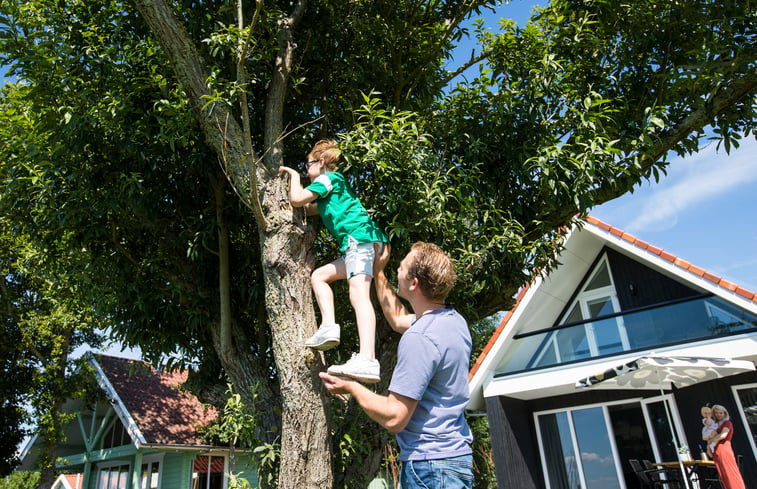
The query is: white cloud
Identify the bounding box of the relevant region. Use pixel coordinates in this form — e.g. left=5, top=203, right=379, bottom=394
left=625, top=138, right=757, bottom=233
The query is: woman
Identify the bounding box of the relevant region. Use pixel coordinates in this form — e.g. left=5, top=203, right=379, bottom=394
left=706, top=404, right=746, bottom=489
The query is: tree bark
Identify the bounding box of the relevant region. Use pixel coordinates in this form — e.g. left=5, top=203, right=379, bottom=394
left=132, top=0, right=334, bottom=487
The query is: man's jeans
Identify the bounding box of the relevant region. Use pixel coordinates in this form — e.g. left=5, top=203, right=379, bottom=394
left=400, top=454, right=474, bottom=489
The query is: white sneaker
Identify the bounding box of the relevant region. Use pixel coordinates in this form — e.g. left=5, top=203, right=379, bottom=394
left=305, top=324, right=340, bottom=351
left=327, top=353, right=380, bottom=383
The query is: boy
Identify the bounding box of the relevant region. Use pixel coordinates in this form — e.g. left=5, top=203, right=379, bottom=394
left=278, top=139, right=388, bottom=383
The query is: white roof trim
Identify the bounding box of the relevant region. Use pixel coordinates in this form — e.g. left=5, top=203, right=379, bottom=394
left=86, top=353, right=148, bottom=448
left=52, top=474, right=81, bottom=489
left=581, top=222, right=757, bottom=314
left=467, top=276, right=543, bottom=410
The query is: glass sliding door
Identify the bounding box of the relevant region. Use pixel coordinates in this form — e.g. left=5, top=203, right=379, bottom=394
left=733, top=384, right=757, bottom=459
left=572, top=408, right=622, bottom=489
left=643, top=398, right=679, bottom=462
left=608, top=403, right=656, bottom=489
left=536, top=406, right=623, bottom=489
left=538, top=411, right=581, bottom=489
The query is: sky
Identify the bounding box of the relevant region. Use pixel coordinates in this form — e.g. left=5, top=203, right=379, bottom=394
left=10, top=0, right=757, bottom=364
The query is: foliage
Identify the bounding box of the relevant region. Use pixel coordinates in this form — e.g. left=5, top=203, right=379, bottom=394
left=0, top=471, right=40, bottom=489
left=202, top=383, right=279, bottom=488
left=469, top=414, right=498, bottom=489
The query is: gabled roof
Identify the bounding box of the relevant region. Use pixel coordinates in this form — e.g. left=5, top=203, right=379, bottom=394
left=92, top=354, right=217, bottom=447
left=468, top=215, right=757, bottom=409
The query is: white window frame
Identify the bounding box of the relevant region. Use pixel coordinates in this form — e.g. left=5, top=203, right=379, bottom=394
left=534, top=394, right=687, bottom=489
left=95, top=460, right=132, bottom=489
left=190, top=453, right=228, bottom=489
left=731, top=382, right=757, bottom=461
left=557, top=255, right=629, bottom=358
left=140, top=454, right=164, bottom=489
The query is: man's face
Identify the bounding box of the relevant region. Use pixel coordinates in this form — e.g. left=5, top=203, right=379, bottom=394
left=396, top=250, right=416, bottom=300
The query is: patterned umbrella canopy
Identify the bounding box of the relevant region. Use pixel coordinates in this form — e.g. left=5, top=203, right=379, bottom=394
left=575, top=356, right=755, bottom=390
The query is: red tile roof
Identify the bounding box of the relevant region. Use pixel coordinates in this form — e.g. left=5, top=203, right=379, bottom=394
left=63, top=474, right=83, bottom=489
left=97, top=355, right=217, bottom=446
left=584, top=216, right=757, bottom=302
left=468, top=215, right=757, bottom=380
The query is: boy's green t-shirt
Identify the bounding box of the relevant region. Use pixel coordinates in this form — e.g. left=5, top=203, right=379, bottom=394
left=306, top=172, right=388, bottom=252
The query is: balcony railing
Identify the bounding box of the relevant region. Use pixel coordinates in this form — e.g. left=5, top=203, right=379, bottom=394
left=495, top=294, right=757, bottom=376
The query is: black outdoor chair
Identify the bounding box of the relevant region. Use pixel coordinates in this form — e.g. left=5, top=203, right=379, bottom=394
left=629, top=459, right=683, bottom=489
left=641, top=460, right=684, bottom=489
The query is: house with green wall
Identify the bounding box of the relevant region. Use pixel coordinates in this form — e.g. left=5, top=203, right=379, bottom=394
left=20, top=353, right=258, bottom=489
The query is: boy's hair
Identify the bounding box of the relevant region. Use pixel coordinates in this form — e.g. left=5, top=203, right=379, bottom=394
left=407, top=242, right=457, bottom=302
left=309, top=139, right=343, bottom=170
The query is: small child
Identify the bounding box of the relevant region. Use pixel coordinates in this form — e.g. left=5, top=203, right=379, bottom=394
left=278, top=139, right=388, bottom=383
left=701, top=405, right=718, bottom=455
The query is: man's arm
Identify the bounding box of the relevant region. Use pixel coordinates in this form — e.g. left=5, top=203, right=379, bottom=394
left=319, top=372, right=417, bottom=434
left=373, top=243, right=413, bottom=333
left=278, top=166, right=319, bottom=207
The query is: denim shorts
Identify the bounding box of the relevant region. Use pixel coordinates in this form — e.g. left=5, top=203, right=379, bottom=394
left=400, top=454, right=474, bottom=489
left=343, top=237, right=382, bottom=279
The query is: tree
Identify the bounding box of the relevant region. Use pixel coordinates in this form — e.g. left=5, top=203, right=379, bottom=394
left=0, top=0, right=754, bottom=488
left=0, top=471, right=40, bottom=489
left=0, top=212, right=104, bottom=488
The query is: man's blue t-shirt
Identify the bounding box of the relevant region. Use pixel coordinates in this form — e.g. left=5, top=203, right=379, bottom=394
left=388, top=307, right=473, bottom=461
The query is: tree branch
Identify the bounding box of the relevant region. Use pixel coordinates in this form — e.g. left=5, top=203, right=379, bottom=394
left=263, top=0, right=307, bottom=170
left=132, top=0, right=268, bottom=229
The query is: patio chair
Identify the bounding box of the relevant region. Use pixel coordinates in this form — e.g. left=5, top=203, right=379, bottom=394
left=641, top=460, right=684, bottom=489
left=629, top=459, right=682, bottom=489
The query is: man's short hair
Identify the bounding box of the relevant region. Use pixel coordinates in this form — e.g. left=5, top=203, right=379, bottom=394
left=408, top=242, right=457, bottom=302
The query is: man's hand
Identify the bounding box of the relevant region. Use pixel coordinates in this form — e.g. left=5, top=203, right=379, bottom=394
left=320, top=372, right=417, bottom=434
left=373, top=242, right=391, bottom=276
left=319, top=372, right=354, bottom=395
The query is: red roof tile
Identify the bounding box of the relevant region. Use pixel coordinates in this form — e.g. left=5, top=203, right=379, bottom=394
left=64, top=474, right=83, bottom=489
left=584, top=216, right=757, bottom=303
left=97, top=355, right=217, bottom=446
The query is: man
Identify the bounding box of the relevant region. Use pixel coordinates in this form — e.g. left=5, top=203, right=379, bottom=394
left=320, top=242, right=474, bottom=489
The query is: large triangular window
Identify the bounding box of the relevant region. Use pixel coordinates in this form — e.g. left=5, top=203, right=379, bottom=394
left=533, top=254, right=629, bottom=366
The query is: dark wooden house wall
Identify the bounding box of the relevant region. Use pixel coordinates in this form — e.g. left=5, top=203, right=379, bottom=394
left=486, top=396, right=542, bottom=489
left=605, top=247, right=698, bottom=310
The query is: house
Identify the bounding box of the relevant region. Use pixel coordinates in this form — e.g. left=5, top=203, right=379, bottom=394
left=19, top=353, right=258, bottom=489
left=468, top=216, right=757, bottom=489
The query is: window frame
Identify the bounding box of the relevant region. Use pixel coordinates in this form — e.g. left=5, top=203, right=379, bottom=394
left=190, top=453, right=228, bottom=489
left=95, top=460, right=131, bottom=489
left=533, top=393, right=686, bottom=489
left=140, top=454, right=164, bottom=489
left=731, top=382, right=757, bottom=461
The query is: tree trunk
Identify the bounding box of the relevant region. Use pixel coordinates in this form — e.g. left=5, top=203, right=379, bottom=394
left=132, top=1, right=334, bottom=487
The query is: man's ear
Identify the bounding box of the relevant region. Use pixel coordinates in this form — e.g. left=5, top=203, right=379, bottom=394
left=408, top=277, right=420, bottom=292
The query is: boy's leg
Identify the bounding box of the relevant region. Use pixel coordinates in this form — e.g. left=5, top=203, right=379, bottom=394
left=311, top=258, right=346, bottom=326
left=307, top=258, right=346, bottom=350
left=348, top=274, right=376, bottom=360
left=327, top=242, right=380, bottom=383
